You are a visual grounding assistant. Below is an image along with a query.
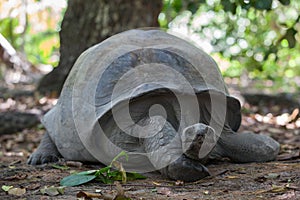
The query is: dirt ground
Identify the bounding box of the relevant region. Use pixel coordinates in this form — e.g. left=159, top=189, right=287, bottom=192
left=0, top=90, right=300, bottom=200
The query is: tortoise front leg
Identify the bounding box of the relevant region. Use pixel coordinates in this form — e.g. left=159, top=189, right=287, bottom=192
left=209, top=129, right=280, bottom=163
left=27, top=131, right=61, bottom=165
left=141, top=118, right=210, bottom=182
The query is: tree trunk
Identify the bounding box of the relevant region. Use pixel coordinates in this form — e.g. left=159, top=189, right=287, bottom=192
left=37, top=0, right=163, bottom=95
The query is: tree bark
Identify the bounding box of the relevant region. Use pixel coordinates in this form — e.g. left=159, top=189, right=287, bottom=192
left=37, top=0, right=163, bottom=95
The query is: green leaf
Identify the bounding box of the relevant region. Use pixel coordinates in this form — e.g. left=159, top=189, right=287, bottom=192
left=115, top=195, right=132, bottom=200
left=126, top=172, right=147, bottom=180
left=172, top=0, right=182, bottom=12
left=40, top=186, right=65, bottom=196
left=96, top=174, right=114, bottom=184
left=76, top=170, right=98, bottom=175
left=60, top=174, right=96, bottom=187
left=60, top=151, right=146, bottom=186
left=97, top=166, right=111, bottom=174
left=52, top=164, right=69, bottom=170
left=112, top=160, right=127, bottom=183
left=2, top=185, right=13, bottom=192
left=111, top=151, right=129, bottom=163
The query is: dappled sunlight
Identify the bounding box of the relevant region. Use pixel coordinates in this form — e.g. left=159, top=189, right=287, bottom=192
left=252, top=108, right=299, bottom=128
left=0, top=95, right=57, bottom=114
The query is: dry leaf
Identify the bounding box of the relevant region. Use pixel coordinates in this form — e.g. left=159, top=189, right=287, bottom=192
left=271, top=185, right=287, bottom=193
left=114, top=181, right=131, bottom=200
left=40, top=186, right=65, bottom=196
left=8, top=187, right=26, bottom=196
left=203, top=190, right=210, bottom=195
left=66, top=161, right=83, bottom=168
left=77, top=191, right=103, bottom=199
left=77, top=191, right=114, bottom=200
left=112, top=161, right=127, bottom=183
left=115, top=181, right=125, bottom=196
left=264, top=173, right=280, bottom=179
left=225, top=175, right=239, bottom=179
left=157, top=187, right=172, bottom=196
left=152, top=181, right=161, bottom=186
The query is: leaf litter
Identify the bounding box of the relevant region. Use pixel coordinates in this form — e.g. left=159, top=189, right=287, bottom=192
left=0, top=86, right=300, bottom=199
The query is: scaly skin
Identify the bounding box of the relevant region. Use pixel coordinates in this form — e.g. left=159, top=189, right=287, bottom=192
left=142, top=118, right=211, bottom=182
left=27, top=132, right=61, bottom=165
left=209, top=128, right=280, bottom=163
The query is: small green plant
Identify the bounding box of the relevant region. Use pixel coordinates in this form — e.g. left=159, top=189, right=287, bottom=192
left=60, top=151, right=146, bottom=187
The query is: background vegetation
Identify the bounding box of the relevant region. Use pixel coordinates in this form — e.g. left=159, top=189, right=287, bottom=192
left=1, top=0, right=299, bottom=92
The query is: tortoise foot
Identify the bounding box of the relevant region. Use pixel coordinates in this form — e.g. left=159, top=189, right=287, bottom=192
left=27, top=131, right=61, bottom=165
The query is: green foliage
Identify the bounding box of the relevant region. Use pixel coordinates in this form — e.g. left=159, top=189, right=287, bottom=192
left=0, top=18, right=20, bottom=47
left=60, top=151, right=146, bottom=187
left=0, top=17, right=60, bottom=66
left=160, top=0, right=300, bottom=91
left=0, top=1, right=64, bottom=67
left=24, top=30, right=60, bottom=66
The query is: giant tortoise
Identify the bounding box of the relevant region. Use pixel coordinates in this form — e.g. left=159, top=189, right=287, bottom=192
left=28, top=29, right=279, bottom=182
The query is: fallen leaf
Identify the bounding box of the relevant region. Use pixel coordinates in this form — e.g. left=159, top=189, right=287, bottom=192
left=8, top=187, right=26, bottom=196
left=112, top=161, right=126, bottom=183
left=203, top=190, right=210, bottom=195
left=225, top=175, right=239, bottom=179
left=157, top=187, right=172, bottom=196
left=52, top=164, right=70, bottom=170
left=285, top=184, right=300, bottom=191
left=60, top=174, right=96, bottom=187
left=289, top=108, right=299, bottom=121
left=1, top=185, right=13, bottom=192
left=66, top=161, right=83, bottom=168
left=114, top=181, right=132, bottom=199
left=77, top=191, right=104, bottom=199
left=264, top=173, right=280, bottom=179
left=152, top=181, right=161, bottom=186
left=115, top=181, right=125, bottom=196
left=271, top=185, right=287, bottom=193
left=40, top=186, right=65, bottom=196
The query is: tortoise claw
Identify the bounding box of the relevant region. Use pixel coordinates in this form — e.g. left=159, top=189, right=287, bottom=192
left=27, top=131, right=61, bottom=165
left=27, top=152, right=60, bottom=165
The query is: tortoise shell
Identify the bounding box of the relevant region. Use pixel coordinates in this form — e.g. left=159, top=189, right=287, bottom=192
left=42, top=29, right=241, bottom=168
